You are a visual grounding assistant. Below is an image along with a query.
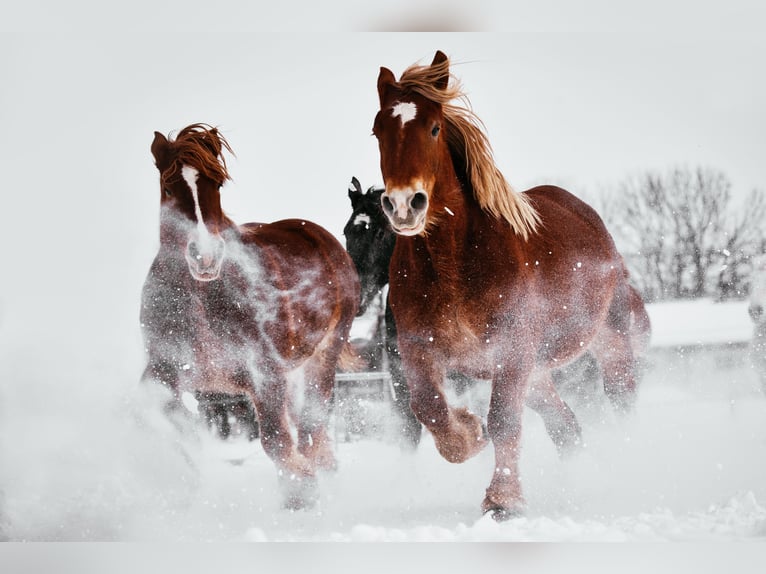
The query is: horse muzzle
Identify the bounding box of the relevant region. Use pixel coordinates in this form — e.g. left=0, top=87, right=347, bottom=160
left=381, top=187, right=428, bottom=236
left=185, top=234, right=226, bottom=281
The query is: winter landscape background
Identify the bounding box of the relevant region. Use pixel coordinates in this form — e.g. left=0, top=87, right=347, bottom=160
left=2, top=3, right=766, bottom=570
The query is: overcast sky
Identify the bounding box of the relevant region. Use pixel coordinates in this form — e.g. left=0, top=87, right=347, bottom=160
left=1, top=2, right=764, bottom=332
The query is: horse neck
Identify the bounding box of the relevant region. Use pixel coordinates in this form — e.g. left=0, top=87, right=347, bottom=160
left=427, top=172, right=476, bottom=252
left=377, top=231, right=396, bottom=286
left=397, top=171, right=477, bottom=284
left=158, top=217, right=186, bottom=258
left=357, top=235, right=392, bottom=310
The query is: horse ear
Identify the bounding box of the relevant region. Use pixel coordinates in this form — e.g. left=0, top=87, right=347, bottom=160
left=431, top=50, right=450, bottom=91
left=349, top=177, right=363, bottom=199
left=377, top=66, right=397, bottom=107
left=151, top=131, right=170, bottom=171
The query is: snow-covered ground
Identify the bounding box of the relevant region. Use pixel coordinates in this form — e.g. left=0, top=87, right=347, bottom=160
left=646, top=298, right=752, bottom=347
left=2, top=296, right=766, bottom=545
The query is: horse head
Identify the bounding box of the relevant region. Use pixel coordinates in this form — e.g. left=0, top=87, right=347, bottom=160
left=343, top=177, right=395, bottom=315
left=373, top=51, right=454, bottom=236
left=373, top=50, right=538, bottom=240
left=151, top=124, right=234, bottom=281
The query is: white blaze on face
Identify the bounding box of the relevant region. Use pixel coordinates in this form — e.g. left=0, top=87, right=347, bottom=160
left=181, top=164, right=224, bottom=278
left=182, top=165, right=206, bottom=235
left=353, top=213, right=371, bottom=228
left=182, top=165, right=218, bottom=249
left=391, top=101, right=417, bottom=126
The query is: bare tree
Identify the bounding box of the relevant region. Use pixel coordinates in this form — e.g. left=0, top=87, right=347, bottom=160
left=598, top=166, right=766, bottom=302
left=715, top=189, right=766, bottom=300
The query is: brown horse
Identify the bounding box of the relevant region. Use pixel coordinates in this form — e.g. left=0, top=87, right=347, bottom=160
left=141, top=124, right=360, bottom=509
left=373, top=51, right=650, bottom=519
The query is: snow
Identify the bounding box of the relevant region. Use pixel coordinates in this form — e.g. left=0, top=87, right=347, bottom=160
left=2, top=293, right=766, bottom=548
left=647, top=298, right=753, bottom=347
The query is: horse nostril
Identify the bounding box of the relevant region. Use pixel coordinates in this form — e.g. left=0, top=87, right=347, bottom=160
left=381, top=195, right=394, bottom=215
left=410, top=191, right=428, bottom=212
left=188, top=241, right=201, bottom=261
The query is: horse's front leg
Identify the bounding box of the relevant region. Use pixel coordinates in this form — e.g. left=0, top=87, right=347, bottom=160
left=140, top=354, right=192, bottom=423
left=250, top=363, right=315, bottom=509
left=385, top=305, right=423, bottom=449
left=402, top=344, right=487, bottom=463
left=296, top=353, right=340, bottom=473
left=482, top=355, right=532, bottom=521
left=141, top=357, right=179, bottom=392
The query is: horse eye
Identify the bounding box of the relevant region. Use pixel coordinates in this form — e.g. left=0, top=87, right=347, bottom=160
left=431, top=124, right=441, bottom=138
left=164, top=187, right=173, bottom=197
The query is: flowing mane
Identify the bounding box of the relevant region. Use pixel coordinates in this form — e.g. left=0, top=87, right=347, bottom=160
left=160, top=123, right=234, bottom=188
left=398, top=58, right=540, bottom=239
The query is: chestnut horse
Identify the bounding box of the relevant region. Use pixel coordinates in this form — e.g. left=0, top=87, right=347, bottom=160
left=344, top=176, right=650, bottom=445
left=345, top=177, right=472, bottom=447
left=141, top=124, right=359, bottom=508
left=373, top=51, right=649, bottom=519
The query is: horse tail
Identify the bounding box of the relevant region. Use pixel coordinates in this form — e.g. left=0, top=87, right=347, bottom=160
left=337, top=340, right=367, bottom=372
left=615, top=256, right=651, bottom=356
left=628, top=285, right=652, bottom=356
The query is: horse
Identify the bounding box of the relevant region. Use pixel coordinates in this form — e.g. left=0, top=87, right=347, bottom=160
left=372, top=51, right=650, bottom=520
left=344, top=177, right=472, bottom=447
left=344, top=177, right=650, bottom=440
left=748, top=255, right=766, bottom=394
left=140, top=123, right=360, bottom=509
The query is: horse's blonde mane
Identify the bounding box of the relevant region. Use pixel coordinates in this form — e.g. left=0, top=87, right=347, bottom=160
left=398, top=57, right=540, bottom=240
left=163, top=123, right=234, bottom=186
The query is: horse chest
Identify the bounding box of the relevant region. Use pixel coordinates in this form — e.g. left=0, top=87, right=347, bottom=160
left=390, top=275, right=495, bottom=357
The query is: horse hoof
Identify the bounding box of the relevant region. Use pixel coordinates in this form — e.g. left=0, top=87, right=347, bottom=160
left=481, top=494, right=525, bottom=522
left=317, top=458, right=338, bottom=472
left=396, top=423, right=422, bottom=452
left=483, top=504, right=524, bottom=522
left=282, top=494, right=315, bottom=511
left=279, top=474, right=319, bottom=511
left=556, top=432, right=583, bottom=459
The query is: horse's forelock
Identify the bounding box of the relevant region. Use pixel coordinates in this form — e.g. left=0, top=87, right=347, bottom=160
left=398, top=54, right=461, bottom=105
left=168, top=123, right=234, bottom=186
